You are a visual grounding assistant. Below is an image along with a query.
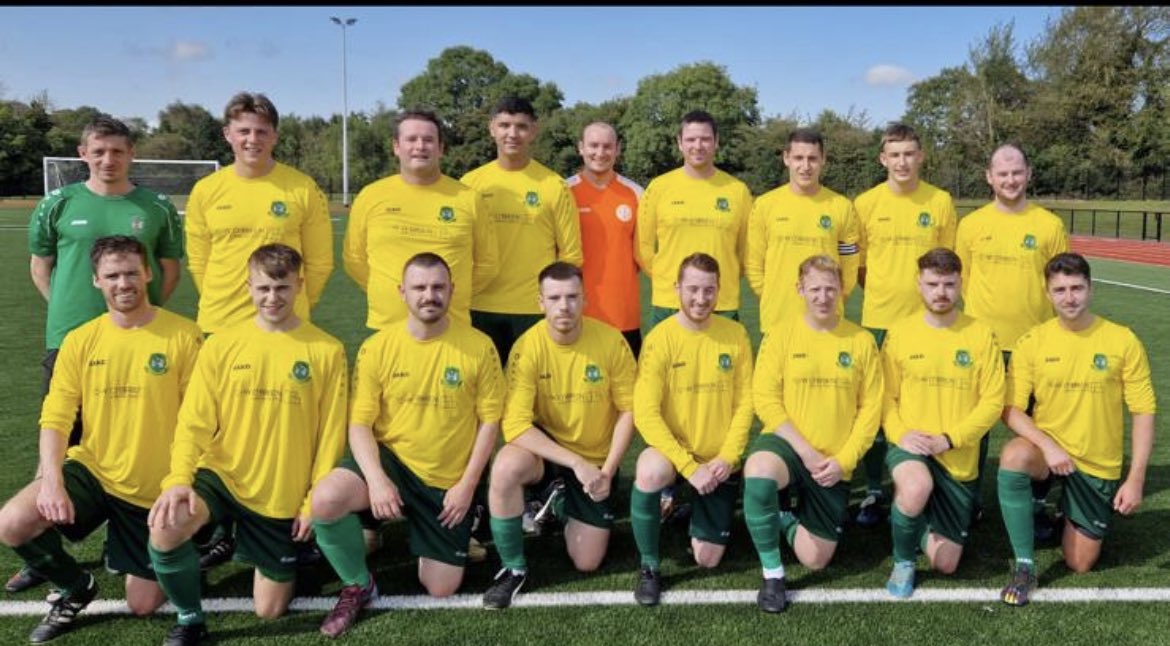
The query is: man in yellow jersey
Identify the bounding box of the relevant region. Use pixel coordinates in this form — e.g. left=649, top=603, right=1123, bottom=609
left=567, top=122, right=645, bottom=356
left=0, top=236, right=201, bottom=643
left=638, top=111, right=752, bottom=324
left=997, top=253, right=1155, bottom=607
left=461, top=96, right=582, bottom=365
left=344, top=109, right=499, bottom=328
left=482, top=261, right=636, bottom=609
left=20, top=114, right=186, bottom=593
left=310, top=252, right=504, bottom=637
left=853, top=124, right=958, bottom=529
left=746, top=128, right=860, bottom=332
left=147, top=244, right=348, bottom=646
left=742, top=254, right=882, bottom=613
left=185, top=92, right=334, bottom=335
left=880, top=248, right=1003, bottom=599
left=629, top=253, right=754, bottom=607
left=956, top=143, right=1069, bottom=538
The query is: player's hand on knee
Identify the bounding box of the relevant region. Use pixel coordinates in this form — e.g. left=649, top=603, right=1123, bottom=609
left=368, top=476, right=404, bottom=521
left=898, top=431, right=934, bottom=456
left=437, top=480, right=474, bottom=529
left=590, top=471, right=613, bottom=502
left=706, top=458, right=732, bottom=483
left=810, top=458, right=843, bottom=488
left=572, top=460, right=604, bottom=494
left=1041, top=444, right=1076, bottom=476
left=36, top=479, right=74, bottom=525
left=688, top=464, right=718, bottom=496
left=148, top=485, right=197, bottom=529
left=291, top=514, right=313, bottom=541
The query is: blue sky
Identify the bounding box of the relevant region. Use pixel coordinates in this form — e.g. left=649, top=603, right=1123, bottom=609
left=2, top=6, right=1061, bottom=128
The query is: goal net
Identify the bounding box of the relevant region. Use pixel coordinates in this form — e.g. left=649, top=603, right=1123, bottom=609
left=43, top=157, right=220, bottom=213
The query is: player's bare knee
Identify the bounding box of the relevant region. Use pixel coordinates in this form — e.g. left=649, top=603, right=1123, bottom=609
left=998, top=439, right=1039, bottom=472
left=311, top=484, right=348, bottom=521
left=126, top=593, right=163, bottom=617
left=692, top=545, right=724, bottom=569
left=930, top=554, right=960, bottom=575
left=253, top=598, right=289, bottom=620
left=570, top=549, right=605, bottom=573
left=1064, top=552, right=1097, bottom=574
left=422, top=576, right=461, bottom=598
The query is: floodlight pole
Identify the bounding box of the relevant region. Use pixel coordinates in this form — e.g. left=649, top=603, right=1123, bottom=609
left=330, top=16, right=357, bottom=206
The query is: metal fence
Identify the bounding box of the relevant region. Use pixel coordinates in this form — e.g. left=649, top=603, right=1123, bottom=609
left=956, top=206, right=1165, bottom=242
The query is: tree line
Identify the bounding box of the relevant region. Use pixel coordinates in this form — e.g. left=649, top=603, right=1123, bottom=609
left=3, top=7, right=1168, bottom=201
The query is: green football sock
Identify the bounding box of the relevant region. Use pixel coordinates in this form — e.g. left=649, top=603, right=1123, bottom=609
left=489, top=515, right=526, bottom=572
left=630, top=486, right=662, bottom=570
left=890, top=503, right=926, bottom=564
left=314, top=514, right=370, bottom=587
left=998, top=469, right=1035, bottom=562
left=12, top=529, right=85, bottom=591
left=149, top=541, right=204, bottom=626
left=861, top=432, right=888, bottom=493
left=1031, top=478, right=1053, bottom=513
left=778, top=510, right=800, bottom=546
left=744, top=477, right=784, bottom=571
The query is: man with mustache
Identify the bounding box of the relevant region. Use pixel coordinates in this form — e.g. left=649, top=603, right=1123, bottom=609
left=879, top=248, right=1004, bottom=598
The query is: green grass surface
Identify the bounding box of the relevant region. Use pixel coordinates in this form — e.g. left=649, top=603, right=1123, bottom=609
left=0, top=204, right=1167, bottom=644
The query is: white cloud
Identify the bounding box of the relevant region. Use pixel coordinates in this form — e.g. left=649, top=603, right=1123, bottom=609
left=170, top=40, right=210, bottom=62
left=864, top=64, right=915, bottom=87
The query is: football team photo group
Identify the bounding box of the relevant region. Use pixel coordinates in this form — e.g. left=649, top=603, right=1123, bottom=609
left=5, top=88, right=1157, bottom=646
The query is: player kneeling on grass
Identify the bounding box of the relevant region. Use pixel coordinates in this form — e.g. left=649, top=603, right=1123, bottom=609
left=311, top=252, right=504, bottom=637
left=147, top=244, right=348, bottom=646
left=743, top=254, right=882, bottom=613
left=0, top=236, right=201, bottom=644
left=483, top=261, right=636, bottom=609
left=880, top=248, right=1004, bottom=598
left=629, top=253, right=754, bottom=607
left=997, top=252, right=1156, bottom=607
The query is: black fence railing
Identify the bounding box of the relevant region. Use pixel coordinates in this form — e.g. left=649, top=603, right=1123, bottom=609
left=956, top=206, right=1166, bottom=242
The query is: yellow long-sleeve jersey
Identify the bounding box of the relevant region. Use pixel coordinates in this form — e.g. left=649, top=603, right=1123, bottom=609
left=746, top=184, right=859, bottom=330
left=503, top=318, right=636, bottom=465
left=350, top=320, right=505, bottom=489
left=634, top=316, right=754, bottom=477
left=184, top=163, right=335, bottom=333
left=343, top=174, right=499, bottom=328
left=855, top=181, right=957, bottom=329
left=955, top=202, right=1068, bottom=350
left=1008, top=316, right=1156, bottom=480
left=753, top=315, right=882, bottom=480
left=162, top=319, right=349, bottom=518
left=461, top=160, right=581, bottom=314
left=882, top=313, right=1004, bottom=482
left=40, top=309, right=202, bottom=508
left=637, top=168, right=752, bottom=311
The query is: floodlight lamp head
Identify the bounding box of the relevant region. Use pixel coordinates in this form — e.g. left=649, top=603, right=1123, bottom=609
left=330, top=16, right=342, bottom=25
left=346, top=18, right=357, bottom=25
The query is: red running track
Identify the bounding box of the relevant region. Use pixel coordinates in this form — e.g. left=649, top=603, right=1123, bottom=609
left=1070, top=236, right=1170, bottom=267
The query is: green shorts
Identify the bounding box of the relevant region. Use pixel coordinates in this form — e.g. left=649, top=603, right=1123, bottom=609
left=470, top=310, right=542, bottom=367
left=650, top=306, right=739, bottom=326
left=532, top=462, right=615, bottom=530
left=749, top=433, right=848, bottom=542
left=1056, top=471, right=1119, bottom=540
left=886, top=447, right=977, bottom=545
left=192, top=469, right=297, bottom=583
left=338, top=444, right=472, bottom=566
left=666, top=471, right=740, bottom=546
left=55, top=460, right=154, bottom=579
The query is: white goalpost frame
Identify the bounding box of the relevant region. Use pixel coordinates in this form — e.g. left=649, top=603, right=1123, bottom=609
left=42, top=157, right=221, bottom=199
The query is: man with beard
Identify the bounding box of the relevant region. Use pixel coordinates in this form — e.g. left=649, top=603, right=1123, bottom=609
left=879, top=248, right=1004, bottom=598
left=311, top=252, right=505, bottom=637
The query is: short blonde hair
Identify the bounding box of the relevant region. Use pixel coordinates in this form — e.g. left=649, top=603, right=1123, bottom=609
left=798, top=254, right=842, bottom=284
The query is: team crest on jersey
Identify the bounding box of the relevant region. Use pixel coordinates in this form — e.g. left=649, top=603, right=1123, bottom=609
left=291, top=360, right=311, bottom=383
left=616, top=204, right=633, bottom=222
left=130, top=215, right=145, bottom=232
left=443, top=366, right=463, bottom=388
left=717, top=353, right=733, bottom=372
left=954, top=349, right=972, bottom=368
left=917, top=212, right=933, bottom=228
left=146, top=353, right=168, bottom=375
left=525, top=191, right=541, bottom=207
left=1021, top=233, right=1037, bottom=250
left=818, top=215, right=833, bottom=230
left=715, top=197, right=730, bottom=212
left=1092, top=353, right=1108, bottom=371
left=270, top=201, right=289, bottom=218
left=584, top=364, right=603, bottom=384
left=837, top=351, right=853, bottom=369
left=438, top=206, right=456, bottom=222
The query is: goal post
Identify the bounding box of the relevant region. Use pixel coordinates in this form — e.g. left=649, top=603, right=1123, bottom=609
left=42, top=157, right=221, bottom=213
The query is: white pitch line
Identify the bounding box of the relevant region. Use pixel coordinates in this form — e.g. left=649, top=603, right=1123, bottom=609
left=3, top=588, right=1170, bottom=616
left=1095, top=278, right=1170, bottom=295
